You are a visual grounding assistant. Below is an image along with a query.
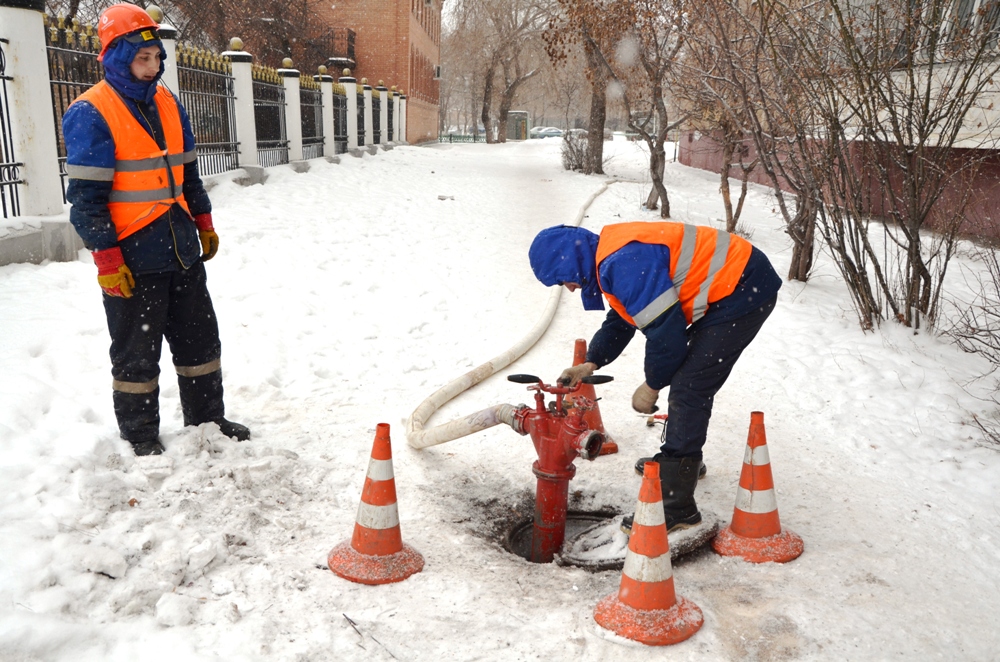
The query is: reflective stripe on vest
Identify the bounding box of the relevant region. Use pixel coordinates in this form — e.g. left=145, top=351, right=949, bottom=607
left=70, top=81, right=191, bottom=240
left=596, top=222, right=752, bottom=326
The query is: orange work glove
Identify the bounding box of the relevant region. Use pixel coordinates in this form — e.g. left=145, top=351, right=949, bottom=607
left=93, top=246, right=134, bottom=298
left=194, top=213, right=219, bottom=261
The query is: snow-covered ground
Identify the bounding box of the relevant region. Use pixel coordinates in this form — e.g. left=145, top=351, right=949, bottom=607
left=2, top=138, right=999, bottom=661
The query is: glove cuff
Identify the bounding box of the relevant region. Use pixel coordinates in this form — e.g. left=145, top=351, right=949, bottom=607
left=93, top=246, right=125, bottom=274
left=193, top=213, right=214, bottom=232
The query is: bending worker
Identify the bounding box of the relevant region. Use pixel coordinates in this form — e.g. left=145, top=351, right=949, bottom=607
left=63, top=4, right=249, bottom=456
left=528, top=222, right=781, bottom=532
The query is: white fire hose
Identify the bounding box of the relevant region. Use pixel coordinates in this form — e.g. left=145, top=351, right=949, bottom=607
left=405, top=180, right=618, bottom=450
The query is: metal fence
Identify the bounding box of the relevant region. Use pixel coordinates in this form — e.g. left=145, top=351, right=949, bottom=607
left=45, top=16, right=102, bottom=202
left=177, top=45, right=239, bottom=176
left=371, top=93, right=381, bottom=145
left=357, top=90, right=366, bottom=146
left=332, top=85, right=347, bottom=154
left=0, top=38, right=21, bottom=218
left=253, top=68, right=288, bottom=167
left=438, top=134, right=487, bottom=143
left=387, top=96, right=394, bottom=142
left=301, top=82, right=324, bottom=160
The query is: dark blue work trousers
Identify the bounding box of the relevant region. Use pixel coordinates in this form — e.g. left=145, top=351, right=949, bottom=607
left=660, top=296, right=777, bottom=458
left=103, top=261, right=224, bottom=442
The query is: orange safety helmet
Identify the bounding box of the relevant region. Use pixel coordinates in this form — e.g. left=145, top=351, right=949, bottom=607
left=97, top=3, right=160, bottom=61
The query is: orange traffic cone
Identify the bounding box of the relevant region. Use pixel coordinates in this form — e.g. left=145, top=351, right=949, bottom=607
left=328, top=423, right=425, bottom=584
left=593, top=462, right=703, bottom=646
left=565, top=338, right=618, bottom=455
left=712, top=411, right=803, bottom=563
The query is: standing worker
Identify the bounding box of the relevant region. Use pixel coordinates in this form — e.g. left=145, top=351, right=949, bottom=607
left=63, top=3, right=249, bottom=456
left=528, top=222, right=781, bottom=532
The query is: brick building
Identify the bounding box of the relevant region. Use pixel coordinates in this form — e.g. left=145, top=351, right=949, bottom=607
left=313, top=0, right=441, bottom=143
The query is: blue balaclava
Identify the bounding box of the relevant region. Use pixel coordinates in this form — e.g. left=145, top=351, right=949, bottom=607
left=102, top=33, right=166, bottom=104
left=528, top=225, right=605, bottom=311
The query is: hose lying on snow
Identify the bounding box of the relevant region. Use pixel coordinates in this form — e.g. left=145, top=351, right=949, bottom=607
left=405, top=180, right=617, bottom=450
left=404, top=291, right=559, bottom=449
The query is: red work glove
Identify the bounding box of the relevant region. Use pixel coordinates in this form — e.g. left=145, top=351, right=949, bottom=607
left=93, top=247, right=135, bottom=298
left=194, top=213, right=219, bottom=261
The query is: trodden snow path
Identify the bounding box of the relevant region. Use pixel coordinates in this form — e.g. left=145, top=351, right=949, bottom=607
left=1, top=138, right=999, bottom=661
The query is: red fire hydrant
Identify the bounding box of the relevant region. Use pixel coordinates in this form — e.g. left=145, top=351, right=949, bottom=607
left=505, top=373, right=612, bottom=563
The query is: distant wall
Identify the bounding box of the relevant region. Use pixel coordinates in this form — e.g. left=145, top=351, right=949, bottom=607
left=679, top=129, right=1000, bottom=243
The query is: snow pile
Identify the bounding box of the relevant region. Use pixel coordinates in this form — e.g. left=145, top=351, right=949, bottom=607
left=2, top=138, right=999, bottom=660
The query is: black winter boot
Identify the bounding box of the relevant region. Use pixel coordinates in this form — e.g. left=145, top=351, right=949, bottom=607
left=622, top=455, right=702, bottom=535
left=634, top=456, right=707, bottom=479
left=214, top=418, right=251, bottom=441
left=130, top=438, right=166, bottom=456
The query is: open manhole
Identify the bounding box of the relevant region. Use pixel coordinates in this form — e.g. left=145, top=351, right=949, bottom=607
left=502, top=509, right=618, bottom=566
left=504, top=509, right=722, bottom=572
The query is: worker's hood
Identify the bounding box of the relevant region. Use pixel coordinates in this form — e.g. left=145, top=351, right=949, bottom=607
left=103, top=36, right=166, bottom=104
left=528, top=225, right=605, bottom=311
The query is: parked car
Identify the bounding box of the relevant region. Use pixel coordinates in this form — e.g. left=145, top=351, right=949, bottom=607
left=535, top=127, right=564, bottom=138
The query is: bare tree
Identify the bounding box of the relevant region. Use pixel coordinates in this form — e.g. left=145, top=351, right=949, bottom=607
left=673, top=10, right=759, bottom=234
left=47, top=0, right=334, bottom=69
left=544, top=3, right=616, bottom=173
left=551, top=0, right=688, bottom=217
left=451, top=0, right=553, bottom=144
left=771, top=0, right=1000, bottom=328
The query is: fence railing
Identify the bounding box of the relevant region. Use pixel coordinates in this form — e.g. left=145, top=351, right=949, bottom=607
left=3, top=8, right=408, bottom=222
left=333, top=85, right=347, bottom=154
left=253, top=67, right=289, bottom=168
left=44, top=16, right=102, bottom=202
left=357, top=90, right=366, bottom=146
left=387, top=94, right=394, bottom=142
left=439, top=134, right=487, bottom=143
left=301, top=80, right=324, bottom=160
left=1, top=38, right=21, bottom=218
left=177, top=44, right=239, bottom=176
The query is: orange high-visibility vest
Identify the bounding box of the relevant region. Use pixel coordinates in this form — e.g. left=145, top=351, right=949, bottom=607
left=596, top=222, right=752, bottom=327
left=70, top=81, right=193, bottom=240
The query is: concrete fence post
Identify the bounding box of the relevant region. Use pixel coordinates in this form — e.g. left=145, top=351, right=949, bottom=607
left=222, top=38, right=259, bottom=169
left=148, top=7, right=179, bottom=94
left=393, top=90, right=401, bottom=145
left=399, top=93, right=408, bottom=145
left=1, top=0, right=63, bottom=216
left=316, top=66, right=336, bottom=159
left=377, top=81, right=388, bottom=147
left=340, top=70, right=358, bottom=152
left=362, top=78, right=373, bottom=149
left=279, top=58, right=303, bottom=165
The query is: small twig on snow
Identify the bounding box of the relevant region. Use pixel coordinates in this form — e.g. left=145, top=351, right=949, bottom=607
left=342, top=613, right=396, bottom=658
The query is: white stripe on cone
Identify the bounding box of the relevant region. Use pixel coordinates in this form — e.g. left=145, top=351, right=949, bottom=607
left=622, top=550, right=673, bottom=583
left=742, top=445, right=770, bottom=466
left=735, top=487, right=778, bottom=514
left=356, top=501, right=400, bottom=530
left=366, top=458, right=395, bottom=482
left=633, top=500, right=666, bottom=527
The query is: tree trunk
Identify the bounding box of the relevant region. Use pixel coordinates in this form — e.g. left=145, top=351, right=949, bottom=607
left=584, top=40, right=607, bottom=175
left=787, top=200, right=816, bottom=281
left=482, top=68, right=496, bottom=144
left=720, top=138, right=736, bottom=232
left=646, top=148, right=670, bottom=218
